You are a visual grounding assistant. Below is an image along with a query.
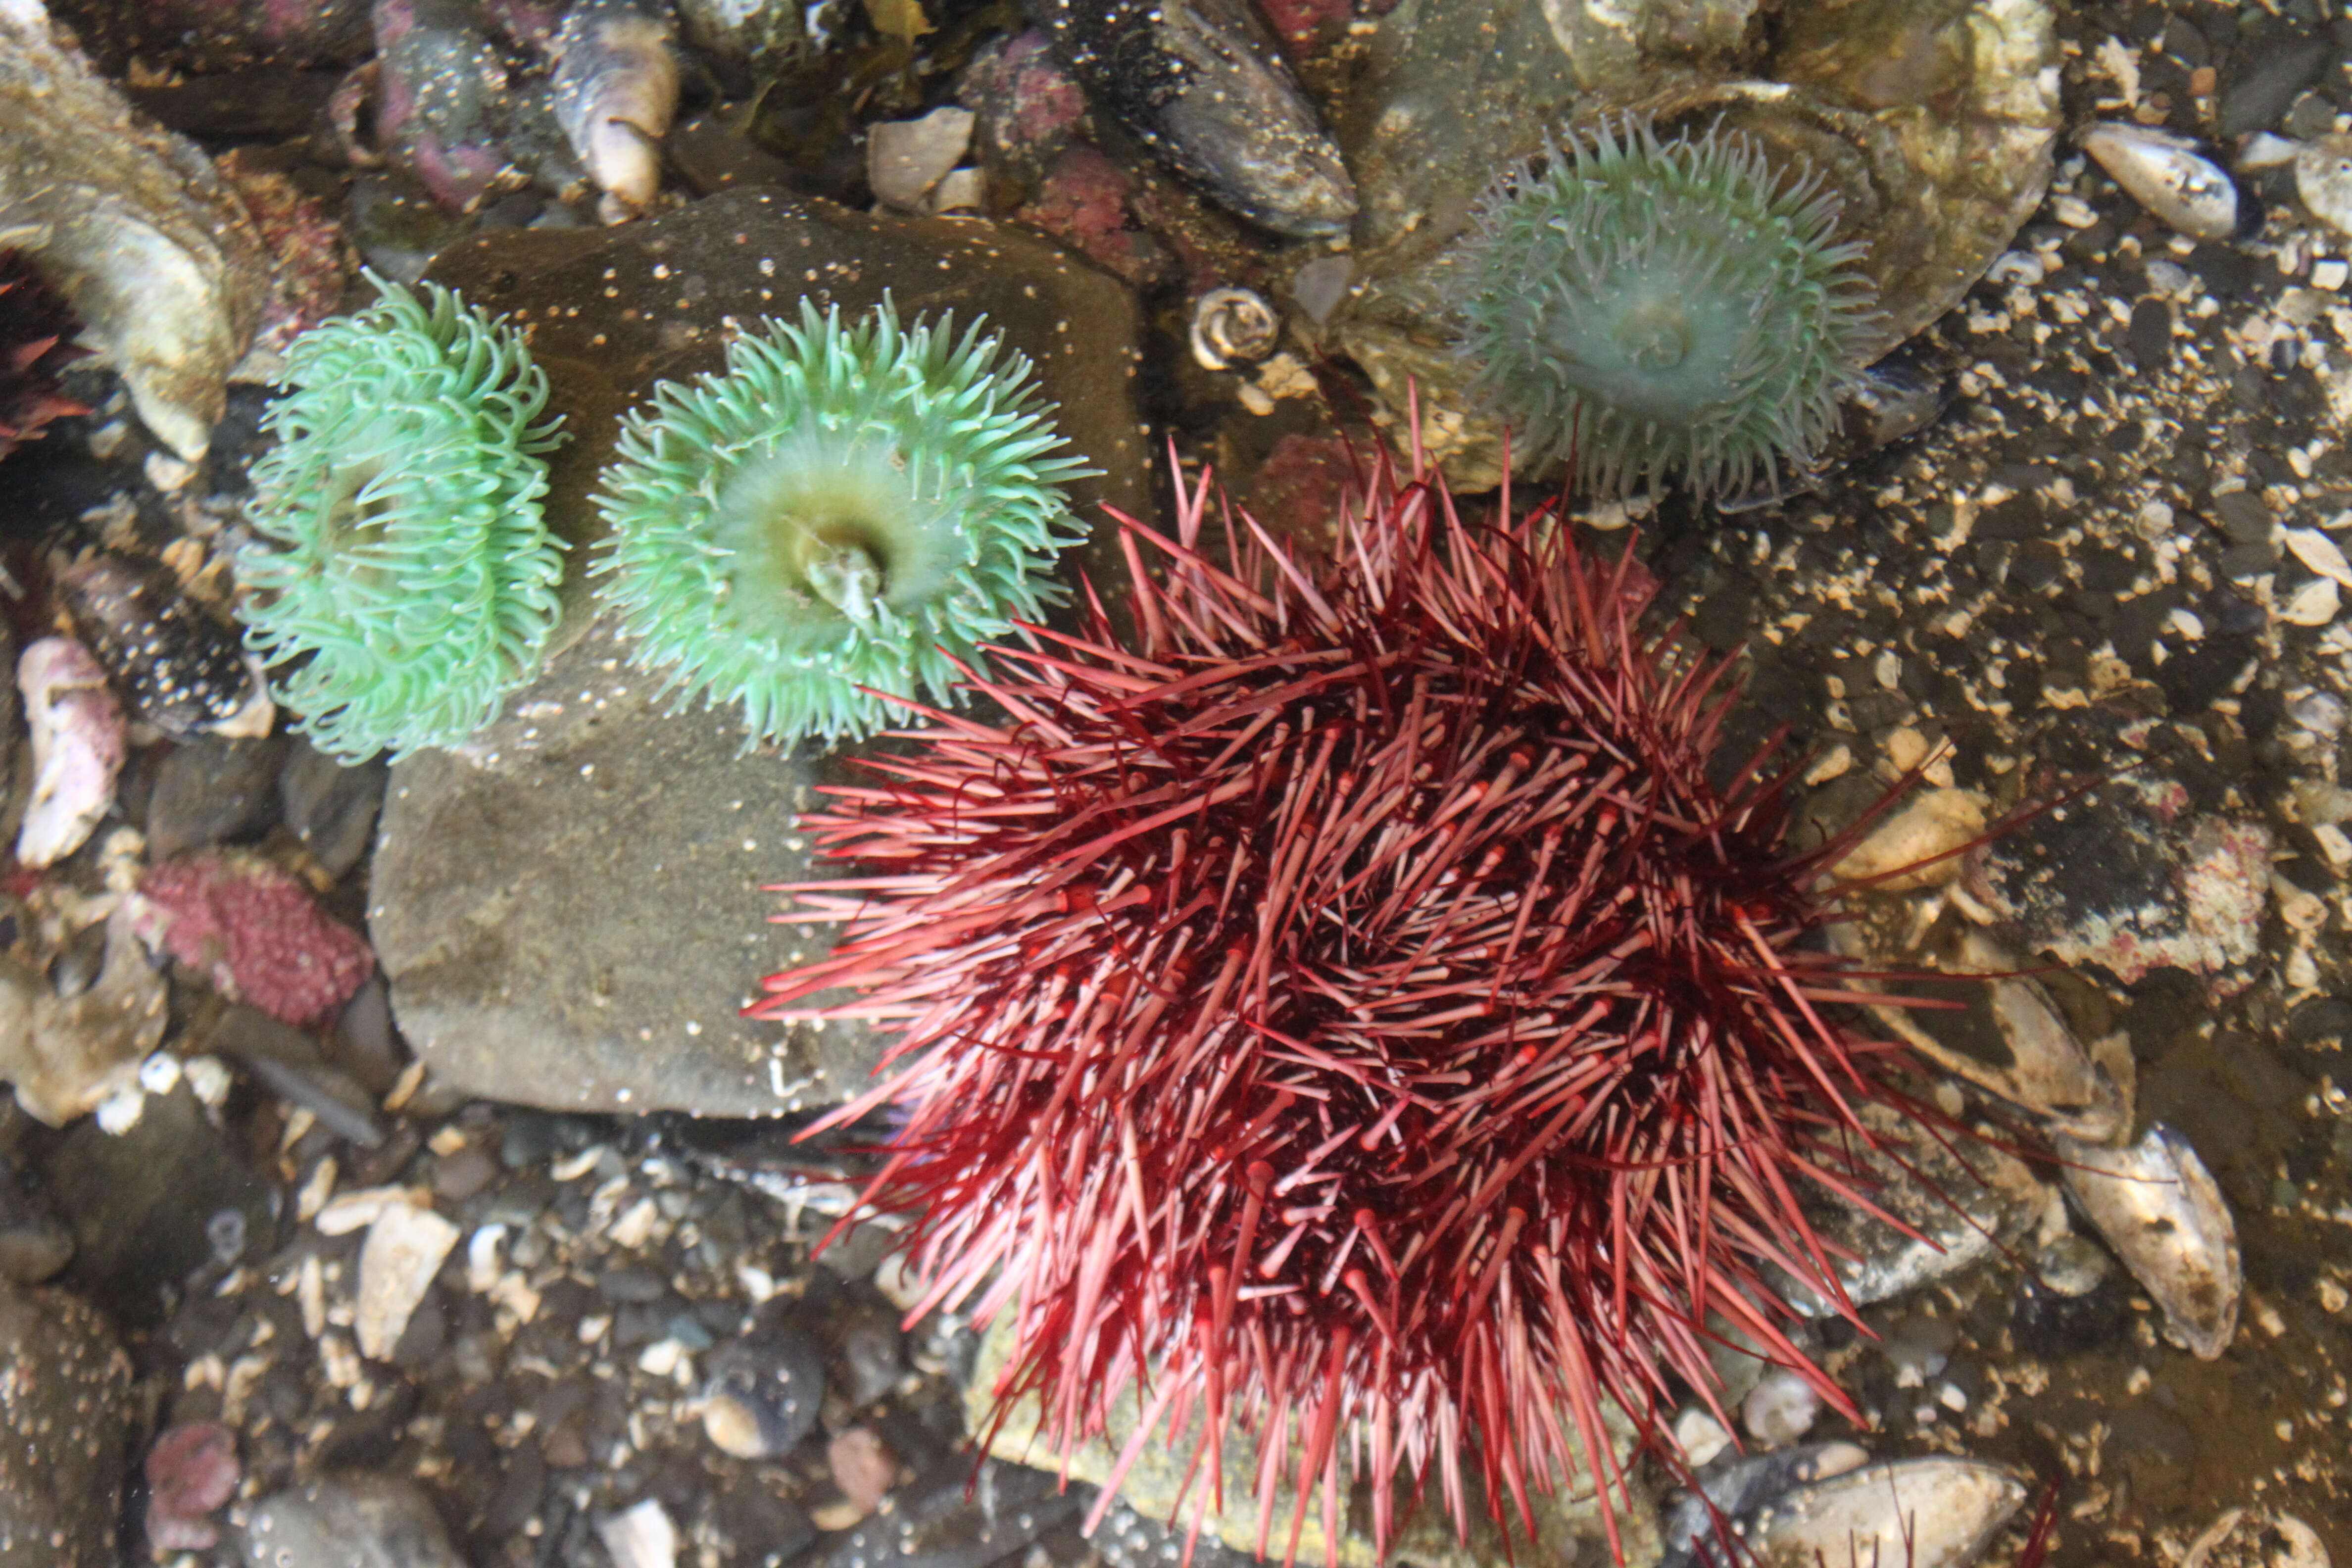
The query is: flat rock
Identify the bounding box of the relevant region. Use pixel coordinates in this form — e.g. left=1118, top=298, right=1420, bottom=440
left=371, top=618, right=893, bottom=1115
left=373, top=189, right=1149, bottom=1118
left=0, top=1276, right=134, bottom=1568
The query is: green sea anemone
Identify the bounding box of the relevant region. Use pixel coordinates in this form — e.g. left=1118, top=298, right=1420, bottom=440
left=589, top=298, right=1090, bottom=747
left=1459, top=114, right=1882, bottom=498
left=237, top=274, right=567, bottom=761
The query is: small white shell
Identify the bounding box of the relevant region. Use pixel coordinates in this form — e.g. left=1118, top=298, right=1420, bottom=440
left=1744, top=1458, right=2028, bottom=1568
left=1190, top=287, right=1280, bottom=371
left=2081, top=123, right=2240, bottom=241
left=2058, top=1122, right=2241, bottom=1359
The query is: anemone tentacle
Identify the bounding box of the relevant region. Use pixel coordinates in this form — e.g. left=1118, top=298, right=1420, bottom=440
left=590, top=297, right=1091, bottom=748
left=1459, top=114, right=1883, bottom=498
left=237, top=273, right=567, bottom=761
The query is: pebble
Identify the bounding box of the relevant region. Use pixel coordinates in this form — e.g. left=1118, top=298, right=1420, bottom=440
left=146, top=736, right=289, bottom=859
left=827, top=1425, right=897, bottom=1516
left=596, top=1498, right=679, bottom=1568
left=2296, top=136, right=2352, bottom=238
left=701, top=1326, right=827, bottom=1459
left=241, top=1474, right=467, bottom=1568
left=0, top=1277, right=134, bottom=1568
left=867, top=105, right=975, bottom=211
left=277, top=741, right=387, bottom=881
left=1881, top=1314, right=1959, bottom=1388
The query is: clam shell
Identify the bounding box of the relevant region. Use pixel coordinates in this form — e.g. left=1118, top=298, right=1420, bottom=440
left=2081, top=123, right=2241, bottom=242
left=2058, top=1123, right=2241, bottom=1360
left=1779, top=1100, right=2047, bottom=1313
left=1836, top=912, right=2133, bottom=1143
left=1738, top=1458, right=2028, bottom=1568
left=1663, top=1443, right=1871, bottom=1568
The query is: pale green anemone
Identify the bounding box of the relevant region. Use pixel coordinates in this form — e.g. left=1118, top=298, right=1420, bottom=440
left=1459, top=115, right=1883, bottom=498
left=590, top=298, right=1090, bottom=747
left=237, top=274, right=567, bottom=760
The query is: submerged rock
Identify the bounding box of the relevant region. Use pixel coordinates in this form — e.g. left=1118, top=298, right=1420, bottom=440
left=368, top=188, right=1148, bottom=1118
left=0, top=1275, right=135, bottom=1568
left=1323, top=0, right=2060, bottom=489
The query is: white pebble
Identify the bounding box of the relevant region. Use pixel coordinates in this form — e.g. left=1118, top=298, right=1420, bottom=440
left=596, top=1499, right=678, bottom=1568
left=1673, top=1407, right=1733, bottom=1468
left=2315, top=259, right=2350, bottom=291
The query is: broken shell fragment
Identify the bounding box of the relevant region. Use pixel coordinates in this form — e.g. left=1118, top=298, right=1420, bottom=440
left=17, top=637, right=125, bottom=870
left=2058, top=1122, right=2241, bottom=1360
left=1737, top=1457, right=2029, bottom=1568
left=1189, top=287, right=1279, bottom=371
left=2080, top=123, right=2242, bottom=242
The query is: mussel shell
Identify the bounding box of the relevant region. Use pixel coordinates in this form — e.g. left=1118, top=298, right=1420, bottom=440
left=2058, top=1122, right=2241, bottom=1360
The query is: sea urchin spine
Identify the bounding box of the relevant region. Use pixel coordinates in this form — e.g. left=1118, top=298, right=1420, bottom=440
left=237, top=273, right=567, bottom=761
left=755, top=441, right=1935, bottom=1562
left=0, top=249, right=89, bottom=460
left=590, top=298, right=1091, bottom=748
left=1459, top=114, right=1882, bottom=498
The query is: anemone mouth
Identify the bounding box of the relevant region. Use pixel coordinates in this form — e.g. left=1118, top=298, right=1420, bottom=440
left=714, top=430, right=966, bottom=637
left=1458, top=113, right=1885, bottom=499
left=590, top=297, right=1093, bottom=748
left=236, top=274, right=568, bottom=761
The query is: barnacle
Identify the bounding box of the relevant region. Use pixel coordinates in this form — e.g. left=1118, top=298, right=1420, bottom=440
left=237, top=274, right=566, bottom=760
left=590, top=298, right=1089, bottom=747
left=1459, top=114, right=1882, bottom=497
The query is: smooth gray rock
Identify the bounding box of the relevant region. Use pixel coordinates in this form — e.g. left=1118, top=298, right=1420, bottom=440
left=371, top=188, right=1148, bottom=1118
left=240, top=1474, right=466, bottom=1568
left=370, top=616, right=888, bottom=1116
left=44, top=1083, right=273, bottom=1322
left=279, top=740, right=388, bottom=880
left=147, top=735, right=288, bottom=859
left=0, top=1276, right=134, bottom=1568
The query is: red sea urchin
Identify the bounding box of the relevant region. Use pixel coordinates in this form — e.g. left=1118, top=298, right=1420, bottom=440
left=754, top=443, right=1931, bottom=1561
left=0, top=250, right=88, bottom=460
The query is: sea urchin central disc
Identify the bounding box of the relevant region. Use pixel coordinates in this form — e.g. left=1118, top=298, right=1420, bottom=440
left=758, top=450, right=1933, bottom=1563
left=591, top=300, right=1090, bottom=746
left=1460, top=115, right=1882, bottom=497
